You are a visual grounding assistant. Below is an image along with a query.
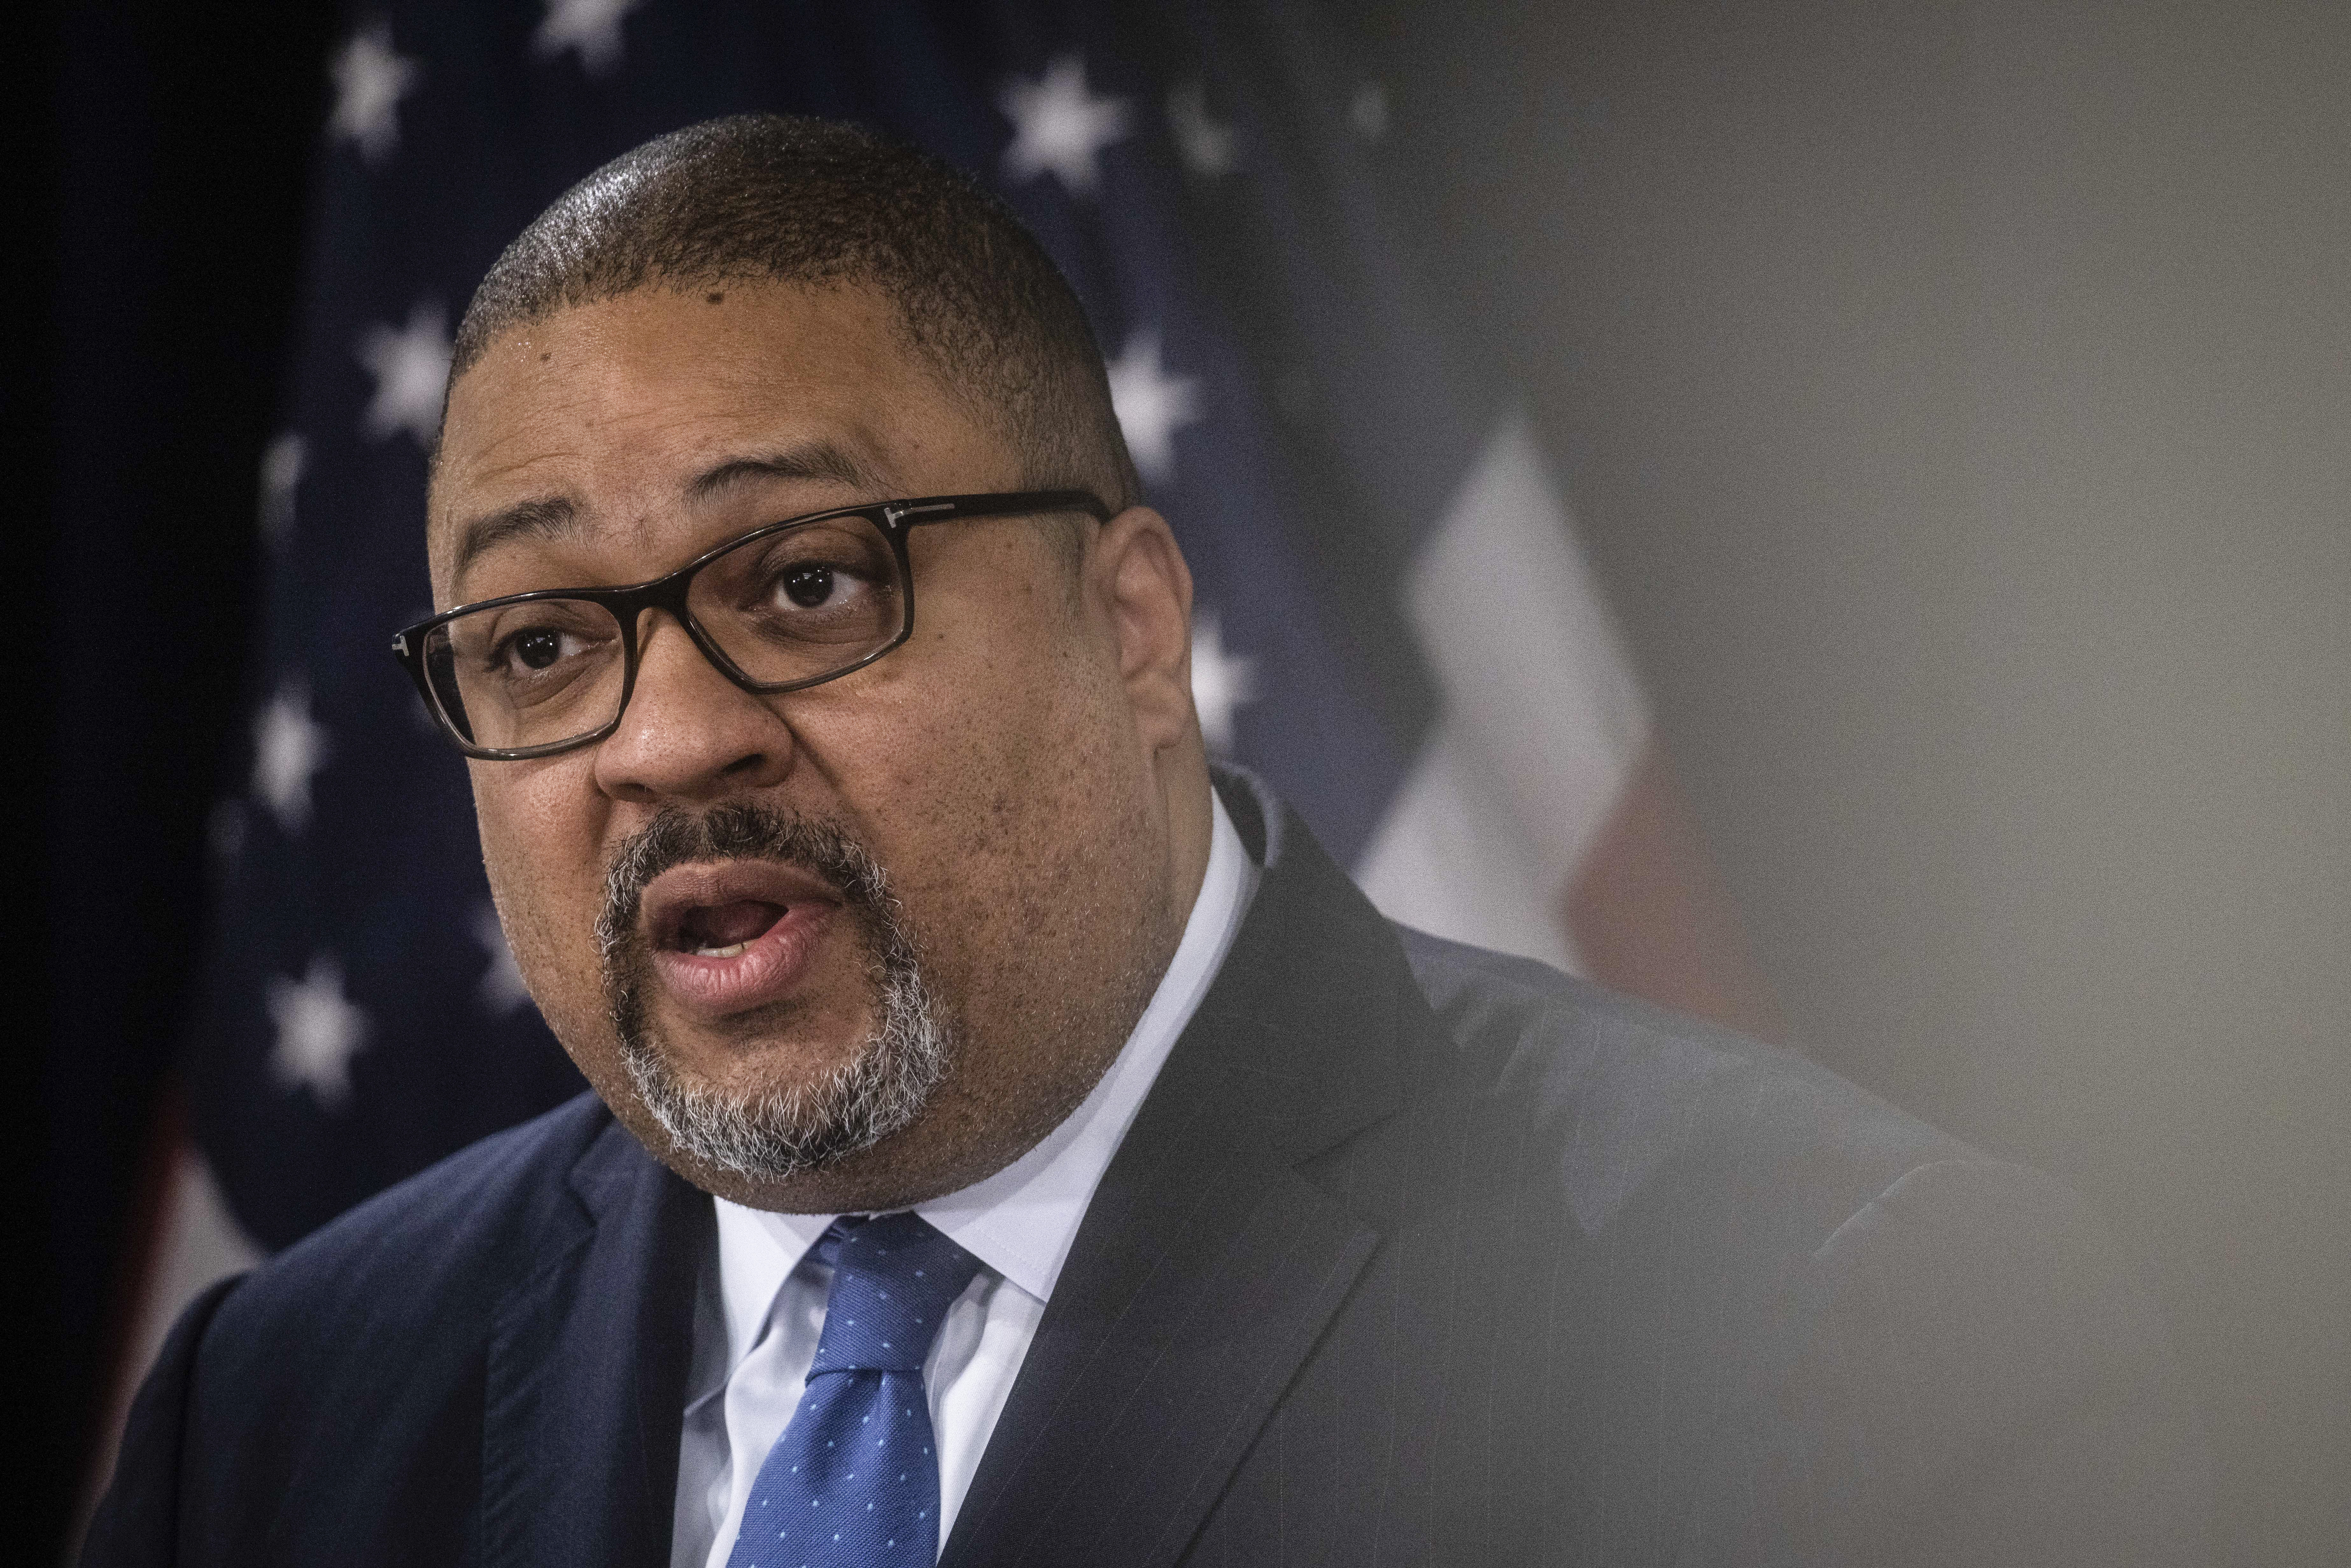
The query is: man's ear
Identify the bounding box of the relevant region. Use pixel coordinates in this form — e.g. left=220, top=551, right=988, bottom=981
left=1089, top=506, right=1196, bottom=754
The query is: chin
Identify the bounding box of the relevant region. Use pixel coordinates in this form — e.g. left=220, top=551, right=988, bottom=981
left=613, top=974, right=950, bottom=1187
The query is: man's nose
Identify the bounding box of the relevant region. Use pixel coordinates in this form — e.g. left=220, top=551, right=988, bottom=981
left=591, top=613, right=795, bottom=803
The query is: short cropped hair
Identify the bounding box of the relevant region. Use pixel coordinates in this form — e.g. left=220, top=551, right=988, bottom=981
left=449, top=114, right=1140, bottom=516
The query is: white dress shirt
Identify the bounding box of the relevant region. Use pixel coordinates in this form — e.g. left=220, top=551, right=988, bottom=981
left=672, top=794, right=1259, bottom=1568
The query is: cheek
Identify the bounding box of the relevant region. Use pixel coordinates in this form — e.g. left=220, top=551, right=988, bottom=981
left=846, top=633, right=1143, bottom=938
left=854, top=621, right=1116, bottom=818
left=470, top=761, right=613, bottom=1020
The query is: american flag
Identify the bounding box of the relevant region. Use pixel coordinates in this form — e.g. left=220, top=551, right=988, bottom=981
left=90, top=0, right=1776, bottom=1512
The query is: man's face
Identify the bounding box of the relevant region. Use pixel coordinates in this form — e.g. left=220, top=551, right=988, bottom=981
left=430, top=281, right=1204, bottom=1212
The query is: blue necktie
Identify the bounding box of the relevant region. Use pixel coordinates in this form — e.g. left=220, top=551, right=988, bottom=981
left=725, top=1212, right=984, bottom=1568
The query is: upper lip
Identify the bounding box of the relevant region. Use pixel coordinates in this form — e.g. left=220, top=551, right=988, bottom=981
left=639, top=860, right=843, bottom=951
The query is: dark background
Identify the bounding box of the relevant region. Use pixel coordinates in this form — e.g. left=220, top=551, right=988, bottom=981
left=32, top=1, right=346, bottom=1557
left=32, top=1, right=2348, bottom=1561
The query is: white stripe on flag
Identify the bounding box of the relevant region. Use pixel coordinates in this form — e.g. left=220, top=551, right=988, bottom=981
left=1356, top=410, right=1649, bottom=963
left=1356, top=717, right=1579, bottom=972
left=75, top=1139, right=265, bottom=1550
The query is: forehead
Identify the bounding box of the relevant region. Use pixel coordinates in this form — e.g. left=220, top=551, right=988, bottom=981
left=428, top=281, right=1011, bottom=590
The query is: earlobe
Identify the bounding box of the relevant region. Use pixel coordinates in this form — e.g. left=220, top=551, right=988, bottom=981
left=1095, top=507, right=1197, bottom=750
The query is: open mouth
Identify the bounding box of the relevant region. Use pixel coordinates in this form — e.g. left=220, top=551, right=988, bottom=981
left=637, top=860, right=845, bottom=1018
left=672, top=899, right=787, bottom=959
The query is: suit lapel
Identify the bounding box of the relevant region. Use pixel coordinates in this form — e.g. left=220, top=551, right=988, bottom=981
left=481, top=1117, right=709, bottom=1568
left=942, top=778, right=1421, bottom=1568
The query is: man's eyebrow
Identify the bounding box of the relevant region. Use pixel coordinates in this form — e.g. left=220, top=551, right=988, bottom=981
left=687, top=442, right=888, bottom=504
left=446, top=443, right=884, bottom=584
left=450, top=494, right=581, bottom=582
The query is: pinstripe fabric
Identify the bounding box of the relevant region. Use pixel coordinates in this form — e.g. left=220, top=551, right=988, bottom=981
left=88, top=772, right=2209, bottom=1568
left=943, top=773, right=2210, bottom=1567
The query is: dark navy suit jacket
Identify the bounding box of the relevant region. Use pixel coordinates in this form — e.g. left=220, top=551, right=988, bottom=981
left=87, top=775, right=2210, bottom=1565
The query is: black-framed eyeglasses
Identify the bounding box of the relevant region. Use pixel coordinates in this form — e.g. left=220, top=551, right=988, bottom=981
left=392, top=489, right=1110, bottom=760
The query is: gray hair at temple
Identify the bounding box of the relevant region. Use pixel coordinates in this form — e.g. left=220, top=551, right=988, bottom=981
left=445, top=113, right=1141, bottom=519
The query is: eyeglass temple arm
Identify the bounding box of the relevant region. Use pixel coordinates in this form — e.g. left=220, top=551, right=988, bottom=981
left=885, top=490, right=1110, bottom=528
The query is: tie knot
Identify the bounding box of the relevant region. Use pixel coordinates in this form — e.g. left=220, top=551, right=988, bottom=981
left=808, top=1212, right=983, bottom=1376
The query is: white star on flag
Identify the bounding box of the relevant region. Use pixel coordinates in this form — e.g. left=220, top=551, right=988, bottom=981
left=357, top=301, right=452, bottom=448
left=1189, top=610, right=1256, bottom=754
left=328, top=23, right=420, bottom=165
left=1105, top=326, right=1201, bottom=485
left=1166, top=80, right=1236, bottom=177
left=534, top=0, right=642, bottom=75
left=473, top=903, right=534, bottom=1014
left=258, top=432, right=305, bottom=546
left=253, top=682, right=329, bottom=835
left=999, top=53, right=1130, bottom=195
left=267, top=953, right=371, bottom=1110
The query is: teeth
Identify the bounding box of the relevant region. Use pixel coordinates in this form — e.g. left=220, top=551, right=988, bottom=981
left=693, top=942, right=748, bottom=959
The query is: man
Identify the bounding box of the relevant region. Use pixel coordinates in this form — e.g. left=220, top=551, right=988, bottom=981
left=87, top=115, right=2207, bottom=1566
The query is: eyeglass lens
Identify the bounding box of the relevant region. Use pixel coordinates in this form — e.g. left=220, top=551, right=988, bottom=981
left=421, top=513, right=907, bottom=752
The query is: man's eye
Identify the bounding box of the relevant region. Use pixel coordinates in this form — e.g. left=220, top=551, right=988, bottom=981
left=772, top=562, right=879, bottom=614
left=501, top=626, right=574, bottom=671
left=781, top=564, right=841, bottom=609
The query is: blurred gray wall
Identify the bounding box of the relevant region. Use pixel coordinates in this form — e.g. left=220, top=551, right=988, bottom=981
left=1371, top=0, right=2350, bottom=1559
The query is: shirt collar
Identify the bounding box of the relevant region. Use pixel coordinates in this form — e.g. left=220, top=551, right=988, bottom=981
left=712, top=790, right=1259, bottom=1368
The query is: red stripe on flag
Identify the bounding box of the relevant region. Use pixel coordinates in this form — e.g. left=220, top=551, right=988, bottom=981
left=1562, top=742, right=1784, bottom=1042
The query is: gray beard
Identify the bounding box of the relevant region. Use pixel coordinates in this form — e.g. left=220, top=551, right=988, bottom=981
left=595, top=804, right=950, bottom=1183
